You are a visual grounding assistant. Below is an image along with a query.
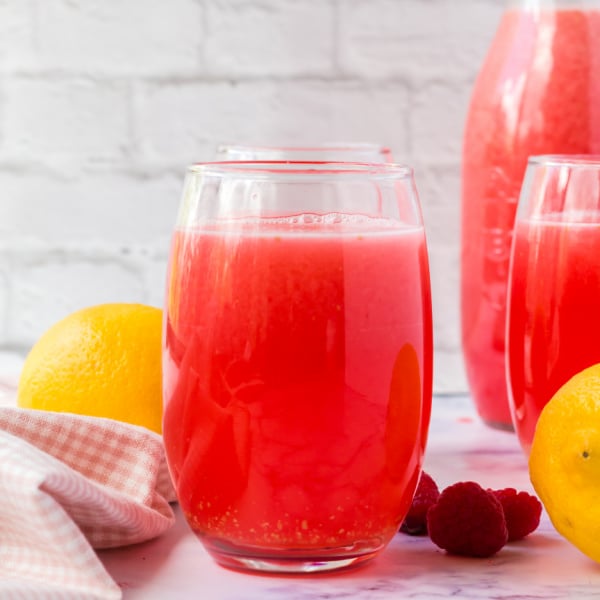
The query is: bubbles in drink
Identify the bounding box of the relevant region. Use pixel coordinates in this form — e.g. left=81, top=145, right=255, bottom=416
left=189, top=213, right=419, bottom=237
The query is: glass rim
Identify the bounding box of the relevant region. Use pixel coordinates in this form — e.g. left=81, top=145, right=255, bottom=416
left=187, top=160, right=414, bottom=181
left=216, top=142, right=392, bottom=155
left=528, top=154, right=600, bottom=168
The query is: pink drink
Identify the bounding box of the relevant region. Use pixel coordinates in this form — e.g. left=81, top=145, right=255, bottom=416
left=461, top=8, right=600, bottom=428
left=507, top=215, right=600, bottom=451
left=163, top=216, right=432, bottom=564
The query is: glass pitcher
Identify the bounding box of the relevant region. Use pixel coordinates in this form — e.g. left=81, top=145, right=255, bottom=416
left=461, top=0, right=600, bottom=429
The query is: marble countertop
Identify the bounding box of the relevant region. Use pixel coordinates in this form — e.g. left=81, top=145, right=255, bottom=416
left=99, top=395, right=600, bottom=599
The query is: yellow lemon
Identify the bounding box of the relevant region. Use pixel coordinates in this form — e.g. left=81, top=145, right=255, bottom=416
left=17, top=303, right=163, bottom=433
left=529, top=363, right=600, bottom=562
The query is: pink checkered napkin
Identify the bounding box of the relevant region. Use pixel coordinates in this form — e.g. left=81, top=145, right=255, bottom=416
left=0, top=406, right=177, bottom=600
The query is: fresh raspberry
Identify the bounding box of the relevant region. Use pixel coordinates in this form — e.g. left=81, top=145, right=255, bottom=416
left=400, top=471, right=440, bottom=535
left=490, top=488, right=542, bottom=541
left=427, top=481, right=508, bottom=557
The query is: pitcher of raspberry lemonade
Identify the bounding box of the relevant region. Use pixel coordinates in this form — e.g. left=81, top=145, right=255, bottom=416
left=461, top=0, right=600, bottom=429
left=163, top=162, right=433, bottom=573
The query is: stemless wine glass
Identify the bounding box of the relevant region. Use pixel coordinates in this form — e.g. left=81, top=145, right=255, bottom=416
left=163, top=161, right=433, bottom=573
left=215, top=142, right=393, bottom=162
left=507, top=155, right=600, bottom=453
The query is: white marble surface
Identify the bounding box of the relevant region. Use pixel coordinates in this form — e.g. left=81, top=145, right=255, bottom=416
left=99, top=394, right=600, bottom=599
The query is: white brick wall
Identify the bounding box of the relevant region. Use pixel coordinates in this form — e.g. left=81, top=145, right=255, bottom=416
left=4, top=77, right=130, bottom=163
left=204, top=0, right=336, bottom=76
left=0, top=0, right=507, bottom=393
left=35, top=1, right=204, bottom=76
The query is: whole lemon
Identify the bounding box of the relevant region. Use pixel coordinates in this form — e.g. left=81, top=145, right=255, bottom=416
left=17, top=303, right=163, bottom=434
left=529, top=363, right=600, bottom=563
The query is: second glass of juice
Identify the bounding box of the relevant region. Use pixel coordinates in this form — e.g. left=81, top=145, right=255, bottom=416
left=215, top=142, right=393, bottom=162
left=507, top=155, right=600, bottom=453
left=163, top=161, right=433, bottom=573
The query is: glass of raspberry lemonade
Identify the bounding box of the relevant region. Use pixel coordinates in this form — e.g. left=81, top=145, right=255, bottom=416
left=507, top=156, right=600, bottom=453
left=162, top=161, right=433, bottom=573
left=215, top=142, right=393, bottom=162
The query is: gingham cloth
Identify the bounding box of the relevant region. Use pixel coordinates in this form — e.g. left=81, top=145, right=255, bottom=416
left=0, top=405, right=177, bottom=599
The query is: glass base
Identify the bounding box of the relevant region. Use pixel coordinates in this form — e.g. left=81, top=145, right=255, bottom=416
left=482, top=418, right=515, bottom=432
left=201, top=536, right=384, bottom=574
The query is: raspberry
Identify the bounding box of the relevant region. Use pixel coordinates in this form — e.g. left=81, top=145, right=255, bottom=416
left=490, top=488, right=542, bottom=541
left=427, top=481, right=508, bottom=557
left=400, top=471, right=440, bottom=535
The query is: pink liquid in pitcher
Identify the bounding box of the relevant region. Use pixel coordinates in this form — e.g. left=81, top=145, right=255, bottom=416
left=461, top=8, right=600, bottom=428
left=163, top=216, right=432, bottom=558
left=507, top=216, right=600, bottom=451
